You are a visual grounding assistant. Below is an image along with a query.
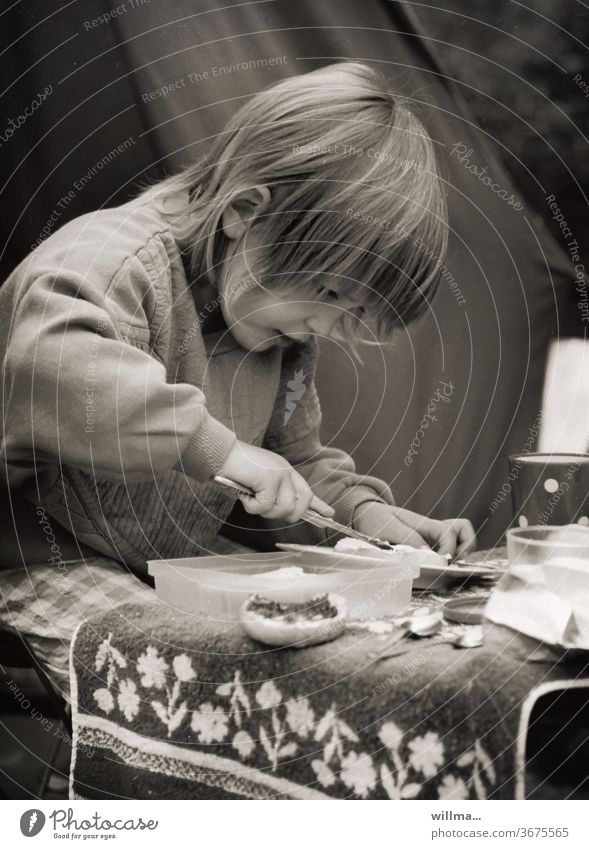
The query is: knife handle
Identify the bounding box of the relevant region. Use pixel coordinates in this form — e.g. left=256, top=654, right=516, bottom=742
left=213, top=475, right=257, bottom=500
left=214, top=474, right=325, bottom=521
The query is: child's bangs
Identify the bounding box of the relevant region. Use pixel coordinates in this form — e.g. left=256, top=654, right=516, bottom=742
left=253, top=176, right=446, bottom=339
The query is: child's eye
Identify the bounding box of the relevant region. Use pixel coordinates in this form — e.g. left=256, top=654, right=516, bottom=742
left=318, top=287, right=339, bottom=300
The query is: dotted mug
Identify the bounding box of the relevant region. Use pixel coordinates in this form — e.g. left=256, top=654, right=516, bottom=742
left=508, top=453, right=589, bottom=529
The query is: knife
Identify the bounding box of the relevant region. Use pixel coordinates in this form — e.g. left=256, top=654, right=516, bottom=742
left=212, top=474, right=396, bottom=550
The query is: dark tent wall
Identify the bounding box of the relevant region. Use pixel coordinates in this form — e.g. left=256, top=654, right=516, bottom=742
left=422, top=0, right=589, bottom=285
left=0, top=1, right=576, bottom=548
left=0, top=1, right=158, bottom=278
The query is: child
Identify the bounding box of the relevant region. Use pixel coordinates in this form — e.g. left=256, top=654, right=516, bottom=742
left=0, top=64, right=474, bottom=685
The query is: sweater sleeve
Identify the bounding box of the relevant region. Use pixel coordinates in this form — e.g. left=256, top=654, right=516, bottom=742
left=263, top=339, right=394, bottom=529
left=1, top=256, right=236, bottom=486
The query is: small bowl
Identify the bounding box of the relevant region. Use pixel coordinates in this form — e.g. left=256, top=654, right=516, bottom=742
left=506, top=524, right=589, bottom=567
left=506, top=525, right=589, bottom=608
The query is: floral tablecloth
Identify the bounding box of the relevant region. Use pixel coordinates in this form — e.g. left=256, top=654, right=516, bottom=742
left=69, top=592, right=589, bottom=800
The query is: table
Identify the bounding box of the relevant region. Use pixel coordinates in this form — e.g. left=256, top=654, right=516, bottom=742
left=69, top=561, right=589, bottom=800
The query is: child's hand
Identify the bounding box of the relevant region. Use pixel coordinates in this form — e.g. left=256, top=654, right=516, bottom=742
left=353, top=502, right=476, bottom=558
left=218, top=440, right=334, bottom=522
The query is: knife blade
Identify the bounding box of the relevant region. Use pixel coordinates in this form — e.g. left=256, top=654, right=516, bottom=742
left=212, top=474, right=396, bottom=549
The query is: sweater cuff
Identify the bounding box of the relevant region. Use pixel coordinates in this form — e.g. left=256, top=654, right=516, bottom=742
left=331, top=484, right=394, bottom=531
left=180, top=410, right=237, bottom=482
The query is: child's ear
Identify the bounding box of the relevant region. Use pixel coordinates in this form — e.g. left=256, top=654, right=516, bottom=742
left=221, top=185, right=271, bottom=241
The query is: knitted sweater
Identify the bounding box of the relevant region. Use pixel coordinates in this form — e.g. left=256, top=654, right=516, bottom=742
left=0, top=193, right=394, bottom=573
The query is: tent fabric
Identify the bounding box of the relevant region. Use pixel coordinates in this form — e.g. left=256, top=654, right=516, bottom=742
left=0, top=1, right=575, bottom=548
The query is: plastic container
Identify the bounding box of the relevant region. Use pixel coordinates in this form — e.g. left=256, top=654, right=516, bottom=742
left=147, top=550, right=420, bottom=622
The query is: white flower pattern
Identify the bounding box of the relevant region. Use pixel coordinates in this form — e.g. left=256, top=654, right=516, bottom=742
left=285, top=698, right=315, bottom=738
left=173, top=654, right=195, bottom=682
left=137, top=646, right=167, bottom=689
left=93, top=688, right=114, bottom=714
left=191, top=703, right=229, bottom=743
left=233, top=730, right=255, bottom=759
left=255, top=680, right=282, bottom=709
left=379, top=721, right=404, bottom=752
left=340, top=751, right=377, bottom=798
left=438, top=773, right=469, bottom=800
left=88, top=637, right=497, bottom=800
left=117, top=678, right=140, bottom=721
left=408, top=731, right=445, bottom=779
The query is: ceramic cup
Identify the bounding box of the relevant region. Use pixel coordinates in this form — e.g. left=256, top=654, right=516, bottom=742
left=508, top=453, right=589, bottom=529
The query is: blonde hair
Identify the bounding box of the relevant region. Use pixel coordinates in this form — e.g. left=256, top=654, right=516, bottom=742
left=153, top=62, right=448, bottom=339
